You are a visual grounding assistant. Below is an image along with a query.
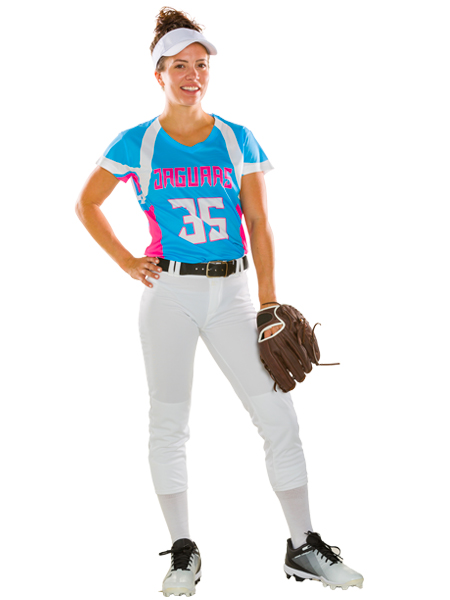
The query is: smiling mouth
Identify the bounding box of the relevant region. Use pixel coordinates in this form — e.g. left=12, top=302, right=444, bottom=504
left=181, top=86, right=200, bottom=92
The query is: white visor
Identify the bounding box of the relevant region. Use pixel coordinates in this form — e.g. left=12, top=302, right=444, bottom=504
left=151, top=28, right=217, bottom=68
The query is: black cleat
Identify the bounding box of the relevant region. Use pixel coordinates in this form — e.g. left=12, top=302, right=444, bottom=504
left=284, top=531, right=364, bottom=590
left=159, top=538, right=202, bottom=597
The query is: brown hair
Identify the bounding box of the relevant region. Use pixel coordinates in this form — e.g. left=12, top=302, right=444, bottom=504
left=150, top=6, right=209, bottom=72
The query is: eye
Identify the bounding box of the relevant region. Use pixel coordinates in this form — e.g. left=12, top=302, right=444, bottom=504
left=174, top=62, right=207, bottom=69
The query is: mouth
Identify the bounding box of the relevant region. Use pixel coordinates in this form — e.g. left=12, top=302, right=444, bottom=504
left=180, top=86, right=200, bottom=94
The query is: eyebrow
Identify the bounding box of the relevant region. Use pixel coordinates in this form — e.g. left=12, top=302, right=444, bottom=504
left=173, top=58, right=208, bottom=63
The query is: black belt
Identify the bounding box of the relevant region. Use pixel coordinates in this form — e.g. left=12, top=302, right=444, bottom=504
left=158, top=255, right=248, bottom=277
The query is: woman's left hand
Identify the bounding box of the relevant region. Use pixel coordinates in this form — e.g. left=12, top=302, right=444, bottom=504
left=263, top=325, right=283, bottom=339
left=259, top=303, right=283, bottom=339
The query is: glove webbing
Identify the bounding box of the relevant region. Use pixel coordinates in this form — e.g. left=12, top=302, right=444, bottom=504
left=261, top=303, right=340, bottom=367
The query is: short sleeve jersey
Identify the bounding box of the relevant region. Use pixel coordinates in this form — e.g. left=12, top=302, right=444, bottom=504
left=96, top=114, right=273, bottom=263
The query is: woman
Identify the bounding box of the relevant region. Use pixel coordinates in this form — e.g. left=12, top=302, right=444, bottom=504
left=75, top=7, right=363, bottom=597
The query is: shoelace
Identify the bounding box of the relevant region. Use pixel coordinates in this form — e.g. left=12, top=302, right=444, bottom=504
left=306, top=531, right=343, bottom=565
left=159, top=543, right=197, bottom=571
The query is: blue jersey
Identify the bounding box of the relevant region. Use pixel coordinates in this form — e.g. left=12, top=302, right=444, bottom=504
left=96, top=114, right=274, bottom=262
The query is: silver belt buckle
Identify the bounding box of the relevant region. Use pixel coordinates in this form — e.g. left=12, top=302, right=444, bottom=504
left=206, top=260, right=229, bottom=278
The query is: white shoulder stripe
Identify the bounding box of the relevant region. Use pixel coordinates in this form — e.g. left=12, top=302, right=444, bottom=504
left=139, top=118, right=161, bottom=200
left=213, top=117, right=244, bottom=192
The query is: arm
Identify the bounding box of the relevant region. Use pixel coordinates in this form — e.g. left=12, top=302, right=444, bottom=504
left=240, top=171, right=278, bottom=308
left=75, top=166, right=161, bottom=288
left=240, top=171, right=281, bottom=338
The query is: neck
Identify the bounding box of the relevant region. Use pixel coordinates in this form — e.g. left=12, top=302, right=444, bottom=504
left=159, top=102, right=212, bottom=134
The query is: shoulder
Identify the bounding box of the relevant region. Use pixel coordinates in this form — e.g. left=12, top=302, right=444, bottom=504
left=102, top=116, right=159, bottom=167
left=212, top=114, right=254, bottom=146
left=113, top=116, right=160, bottom=146
left=213, top=113, right=245, bottom=130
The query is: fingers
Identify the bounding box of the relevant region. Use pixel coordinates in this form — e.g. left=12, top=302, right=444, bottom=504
left=263, top=324, right=283, bottom=339
left=144, top=259, right=162, bottom=276
left=142, top=256, right=162, bottom=288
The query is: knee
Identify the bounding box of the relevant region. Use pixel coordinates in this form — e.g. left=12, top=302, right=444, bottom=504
left=245, top=390, right=301, bottom=443
left=148, top=397, right=191, bottom=447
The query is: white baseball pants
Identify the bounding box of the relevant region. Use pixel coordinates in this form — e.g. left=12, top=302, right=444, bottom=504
left=138, top=259, right=308, bottom=495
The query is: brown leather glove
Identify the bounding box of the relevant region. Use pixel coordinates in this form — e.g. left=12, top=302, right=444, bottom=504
left=257, top=303, right=337, bottom=393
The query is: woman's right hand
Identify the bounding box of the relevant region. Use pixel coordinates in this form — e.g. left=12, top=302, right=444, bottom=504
left=123, top=256, right=162, bottom=288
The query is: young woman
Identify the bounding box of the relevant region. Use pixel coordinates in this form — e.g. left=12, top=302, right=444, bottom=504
left=75, top=7, right=363, bottom=597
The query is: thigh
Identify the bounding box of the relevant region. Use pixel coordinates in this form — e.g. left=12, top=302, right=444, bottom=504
left=200, top=273, right=275, bottom=399
left=139, top=275, right=200, bottom=403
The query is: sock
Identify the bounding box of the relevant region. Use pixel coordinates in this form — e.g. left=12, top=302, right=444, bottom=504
left=275, top=484, right=313, bottom=549
left=157, top=490, right=191, bottom=544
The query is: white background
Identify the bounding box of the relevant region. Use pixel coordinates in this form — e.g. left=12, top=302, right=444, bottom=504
left=1, top=1, right=449, bottom=598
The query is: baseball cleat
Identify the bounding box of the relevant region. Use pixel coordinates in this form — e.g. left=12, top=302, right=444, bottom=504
left=159, top=538, right=202, bottom=597
left=284, top=531, right=363, bottom=590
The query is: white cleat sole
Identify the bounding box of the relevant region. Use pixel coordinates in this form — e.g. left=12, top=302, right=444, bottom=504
left=161, top=572, right=201, bottom=597
left=285, top=565, right=363, bottom=590
left=322, top=580, right=364, bottom=590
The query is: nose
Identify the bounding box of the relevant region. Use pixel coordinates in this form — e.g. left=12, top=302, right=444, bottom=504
left=185, top=64, right=200, bottom=80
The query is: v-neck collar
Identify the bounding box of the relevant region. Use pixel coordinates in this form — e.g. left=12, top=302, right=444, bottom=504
left=157, top=114, right=218, bottom=151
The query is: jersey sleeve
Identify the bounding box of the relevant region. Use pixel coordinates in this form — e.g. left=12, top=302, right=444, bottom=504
left=95, top=130, right=138, bottom=184
left=242, top=127, right=274, bottom=176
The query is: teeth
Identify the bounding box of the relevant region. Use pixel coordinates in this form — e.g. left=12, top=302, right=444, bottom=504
left=181, top=87, right=199, bottom=91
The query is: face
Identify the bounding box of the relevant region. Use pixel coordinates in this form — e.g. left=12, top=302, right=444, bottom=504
left=156, top=42, right=210, bottom=106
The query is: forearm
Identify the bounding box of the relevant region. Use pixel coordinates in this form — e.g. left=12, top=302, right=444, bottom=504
left=248, top=218, right=278, bottom=307
left=75, top=203, right=134, bottom=271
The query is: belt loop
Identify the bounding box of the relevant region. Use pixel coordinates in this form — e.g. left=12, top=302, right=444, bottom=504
left=174, top=261, right=181, bottom=276
left=168, top=260, right=176, bottom=276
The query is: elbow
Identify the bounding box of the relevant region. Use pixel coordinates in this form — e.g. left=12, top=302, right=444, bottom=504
left=75, top=196, right=89, bottom=223
left=75, top=199, right=83, bottom=221
left=247, top=216, right=270, bottom=237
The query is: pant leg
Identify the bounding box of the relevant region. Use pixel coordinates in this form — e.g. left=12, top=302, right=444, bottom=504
left=138, top=273, right=201, bottom=495
left=199, top=271, right=308, bottom=492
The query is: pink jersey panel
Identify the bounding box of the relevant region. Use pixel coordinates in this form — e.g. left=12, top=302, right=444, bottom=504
left=144, top=206, right=164, bottom=257
left=118, top=172, right=142, bottom=194
left=235, top=204, right=248, bottom=254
